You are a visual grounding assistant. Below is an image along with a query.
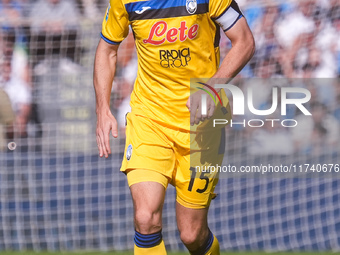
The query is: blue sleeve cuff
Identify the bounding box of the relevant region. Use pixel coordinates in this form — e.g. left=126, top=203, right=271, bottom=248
left=100, top=32, right=122, bottom=45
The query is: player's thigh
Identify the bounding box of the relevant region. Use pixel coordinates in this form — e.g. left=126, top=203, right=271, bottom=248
left=129, top=178, right=166, bottom=213
left=176, top=201, right=208, bottom=230
left=176, top=201, right=209, bottom=245
left=128, top=169, right=168, bottom=233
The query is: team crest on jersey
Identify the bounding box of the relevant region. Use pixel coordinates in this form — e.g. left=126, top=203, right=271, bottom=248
left=186, top=0, right=197, bottom=14
left=105, top=4, right=110, bottom=21
left=126, top=144, right=132, bottom=161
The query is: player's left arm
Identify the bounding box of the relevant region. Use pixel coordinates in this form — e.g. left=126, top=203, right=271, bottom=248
left=214, top=17, right=255, bottom=83
left=188, top=17, right=255, bottom=125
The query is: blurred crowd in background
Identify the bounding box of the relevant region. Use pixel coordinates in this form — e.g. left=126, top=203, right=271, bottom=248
left=0, top=0, right=339, bottom=155
left=0, top=0, right=107, bottom=151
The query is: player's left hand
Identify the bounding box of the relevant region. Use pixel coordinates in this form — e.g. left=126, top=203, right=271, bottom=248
left=186, top=89, right=216, bottom=126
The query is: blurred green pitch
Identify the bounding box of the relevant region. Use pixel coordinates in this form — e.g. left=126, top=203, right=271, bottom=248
left=1, top=252, right=336, bottom=255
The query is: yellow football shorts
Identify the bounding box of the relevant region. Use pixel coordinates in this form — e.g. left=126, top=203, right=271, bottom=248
left=121, top=103, right=231, bottom=209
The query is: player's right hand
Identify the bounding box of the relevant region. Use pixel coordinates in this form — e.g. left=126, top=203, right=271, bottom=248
left=187, top=89, right=216, bottom=126
left=96, top=110, right=118, bottom=158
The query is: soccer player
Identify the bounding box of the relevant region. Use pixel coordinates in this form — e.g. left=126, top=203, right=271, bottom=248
left=94, top=0, right=255, bottom=254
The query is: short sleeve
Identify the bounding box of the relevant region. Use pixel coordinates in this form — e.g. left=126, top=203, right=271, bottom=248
left=101, top=0, right=130, bottom=45
left=210, top=0, right=243, bottom=32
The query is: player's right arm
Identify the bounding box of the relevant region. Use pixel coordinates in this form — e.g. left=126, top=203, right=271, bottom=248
left=94, top=39, right=119, bottom=158
left=94, top=0, right=129, bottom=158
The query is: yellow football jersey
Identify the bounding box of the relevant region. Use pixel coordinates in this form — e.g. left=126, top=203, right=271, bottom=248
left=101, top=0, right=243, bottom=130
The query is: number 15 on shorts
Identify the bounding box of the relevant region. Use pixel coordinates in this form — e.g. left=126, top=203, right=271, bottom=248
left=188, top=166, right=211, bottom=193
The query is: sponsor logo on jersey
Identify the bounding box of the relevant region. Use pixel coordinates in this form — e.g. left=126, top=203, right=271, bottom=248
left=143, top=21, right=199, bottom=45
left=160, top=48, right=191, bottom=68
left=135, top=6, right=151, bottom=14
left=186, top=0, right=197, bottom=14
